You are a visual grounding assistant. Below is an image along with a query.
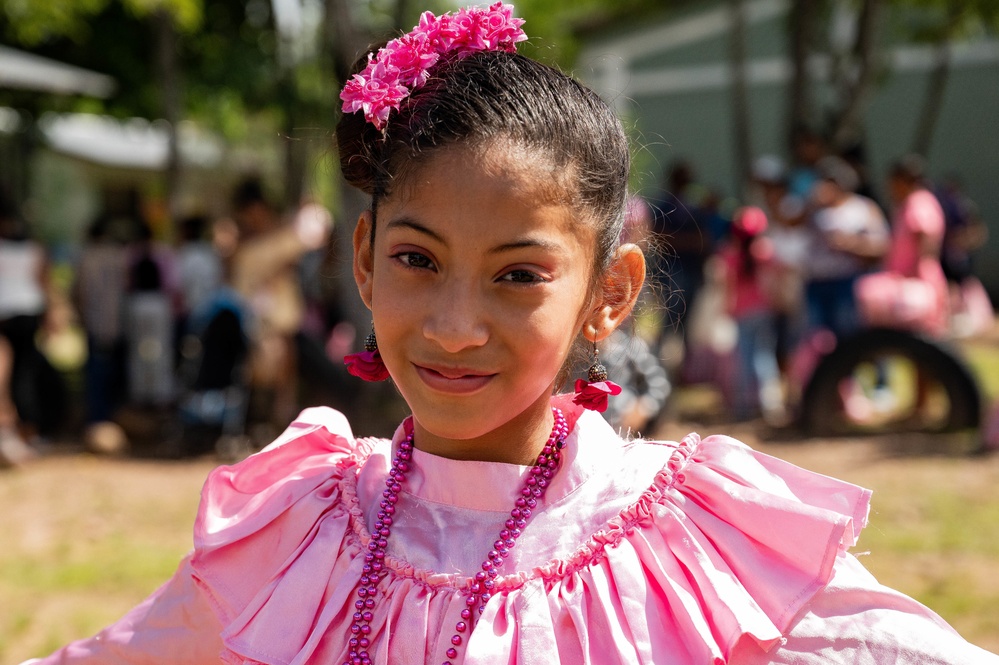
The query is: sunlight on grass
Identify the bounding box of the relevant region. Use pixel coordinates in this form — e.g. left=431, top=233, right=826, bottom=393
left=0, top=537, right=185, bottom=593
left=0, top=457, right=210, bottom=663
left=962, top=340, right=999, bottom=402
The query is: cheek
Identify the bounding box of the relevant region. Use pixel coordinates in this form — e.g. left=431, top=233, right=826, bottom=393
left=512, top=287, right=590, bottom=360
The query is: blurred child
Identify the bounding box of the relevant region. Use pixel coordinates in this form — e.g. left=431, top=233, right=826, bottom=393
left=717, top=206, right=783, bottom=421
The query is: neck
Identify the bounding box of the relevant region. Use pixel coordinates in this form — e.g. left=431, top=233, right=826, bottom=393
left=411, top=394, right=556, bottom=465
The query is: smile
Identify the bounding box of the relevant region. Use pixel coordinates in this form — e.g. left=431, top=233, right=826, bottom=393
left=414, top=364, right=496, bottom=395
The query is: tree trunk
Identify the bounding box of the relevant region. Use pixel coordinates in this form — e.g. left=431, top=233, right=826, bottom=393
left=324, top=0, right=372, bottom=85
left=911, top=7, right=964, bottom=158
left=911, top=41, right=951, bottom=158
left=155, top=8, right=182, bottom=226
left=728, top=0, right=752, bottom=196
left=786, top=0, right=821, bottom=149
left=830, top=0, right=885, bottom=151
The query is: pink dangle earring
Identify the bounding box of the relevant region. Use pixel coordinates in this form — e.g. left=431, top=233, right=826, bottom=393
left=573, top=340, right=622, bottom=412
left=343, top=326, right=390, bottom=382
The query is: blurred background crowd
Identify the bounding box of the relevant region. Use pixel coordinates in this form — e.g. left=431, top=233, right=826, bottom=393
left=1, top=0, right=997, bottom=463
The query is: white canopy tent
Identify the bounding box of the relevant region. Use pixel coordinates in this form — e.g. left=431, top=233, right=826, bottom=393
left=0, top=45, right=115, bottom=97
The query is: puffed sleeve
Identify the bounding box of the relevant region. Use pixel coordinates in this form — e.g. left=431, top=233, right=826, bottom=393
left=730, top=552, right=999, bottom=664
left=21, top=555, right=224, bottom=664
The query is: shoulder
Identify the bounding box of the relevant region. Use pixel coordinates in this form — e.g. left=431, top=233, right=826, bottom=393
left=194, top=407, right=381, bottom=539
left=189, top=407, right=386, bottom=621
left=908, top=189, right=946, bottom=222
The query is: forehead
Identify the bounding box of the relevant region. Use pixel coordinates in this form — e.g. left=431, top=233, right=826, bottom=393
left=377, top=142, right=600, bottom=259
left=387, top=139, right=580, bottom=215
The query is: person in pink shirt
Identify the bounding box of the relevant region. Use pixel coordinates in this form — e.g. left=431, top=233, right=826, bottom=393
left=24, top=6, right=999, bottom=665
left=857, top=155, right=950, bottom=336
left=886, top=155, right=950, bottom=333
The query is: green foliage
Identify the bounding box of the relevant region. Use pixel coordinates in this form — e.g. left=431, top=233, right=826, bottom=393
left=892, top=0, right=999, bottom=42
left=0, top=0, right=112, bottom=45
left=515, top=0, right=671, bottom=67
left=123, top=0, right=203, bottom=32
left=0, top=0, right=201, bottom=46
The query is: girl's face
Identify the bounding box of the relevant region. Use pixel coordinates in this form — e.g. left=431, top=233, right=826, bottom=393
left=353, top=143, right=621, bottom=461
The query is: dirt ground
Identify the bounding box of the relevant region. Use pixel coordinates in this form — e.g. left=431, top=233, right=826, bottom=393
left=3, top=415, right=999, bottom=662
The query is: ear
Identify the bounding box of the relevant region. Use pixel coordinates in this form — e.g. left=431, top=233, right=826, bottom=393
left=352, top=210, right=375, bottom=310
left=583, top=243, right=646, bottom=343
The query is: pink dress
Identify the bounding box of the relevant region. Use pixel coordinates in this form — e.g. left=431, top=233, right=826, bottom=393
left=719, top=243, right=773, bottom=319
left=26, top=399, right=999, bottom=664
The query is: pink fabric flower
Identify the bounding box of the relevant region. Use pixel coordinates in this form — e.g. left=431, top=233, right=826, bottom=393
left=420, top=11, right=459, bottom=53
left=572, top=379, right=623, bottom=413
left=477, top=4, right=527, bottom=51
left=449, top=8, right=481, bottom=52
left=340, top=3, right=527, bottom=130
left=379, top=34, right=439, bottom=87
left=340, top=62, right=410, bottom=130
left=344, top=350, right=391, bottom=382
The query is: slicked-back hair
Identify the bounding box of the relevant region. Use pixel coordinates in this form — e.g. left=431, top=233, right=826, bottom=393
left=335, top=50, right=630, bottom=274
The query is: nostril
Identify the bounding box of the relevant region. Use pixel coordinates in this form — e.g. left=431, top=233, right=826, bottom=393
left=423, top=319, right=489, bottom=353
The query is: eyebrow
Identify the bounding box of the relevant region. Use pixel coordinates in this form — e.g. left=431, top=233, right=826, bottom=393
left=384, top=218, right=446, bottom=244
left=489, top=238, right=563, bottom=255
left=385, top=217, right=564, bottom=255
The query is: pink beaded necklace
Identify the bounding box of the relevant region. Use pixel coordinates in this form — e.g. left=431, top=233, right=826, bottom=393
left=342, top=407, right=569, bottom=665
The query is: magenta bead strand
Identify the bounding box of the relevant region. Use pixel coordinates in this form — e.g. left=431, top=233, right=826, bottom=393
left=342, top=432, right=415, bottom=665
left=441, top=407, right=567, bottom=664
left=346, top=408, right=567, bottom=665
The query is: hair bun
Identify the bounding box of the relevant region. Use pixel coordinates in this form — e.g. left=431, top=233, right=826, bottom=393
left=335, top=110, right=379, bottom=195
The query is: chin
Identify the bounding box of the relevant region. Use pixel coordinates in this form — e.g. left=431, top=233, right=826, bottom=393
left=411, top=403, right=501, bottom=441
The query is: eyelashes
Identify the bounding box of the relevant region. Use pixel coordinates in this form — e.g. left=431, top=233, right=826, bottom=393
left=500, top=269, right=545, bottom=284
left=392, top=251, right=436, bottom=271
left=389, top=252, right=549, bottom=285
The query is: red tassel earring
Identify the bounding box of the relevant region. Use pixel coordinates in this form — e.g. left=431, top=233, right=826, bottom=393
left=572, top=340, right=621, bottom=412
left=344, top=327, right=390, bottom=382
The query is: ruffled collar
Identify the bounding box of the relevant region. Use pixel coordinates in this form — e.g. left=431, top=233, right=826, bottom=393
left=379, top=395, right=602, bottom=512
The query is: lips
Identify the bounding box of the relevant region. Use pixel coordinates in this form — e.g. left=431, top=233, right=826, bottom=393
left=414, top=363, right=496, bottom=394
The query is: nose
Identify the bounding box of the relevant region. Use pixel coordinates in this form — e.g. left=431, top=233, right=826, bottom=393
left=422, top=279, right=489, bottom=353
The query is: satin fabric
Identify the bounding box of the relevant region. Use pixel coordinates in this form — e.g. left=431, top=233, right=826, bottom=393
left=24, top=398, right=999, bottom=664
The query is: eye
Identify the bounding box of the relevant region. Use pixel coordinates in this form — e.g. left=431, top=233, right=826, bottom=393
left=393, top=252, right=436, bottom=271
left=500, top=268, right=545, bottom=284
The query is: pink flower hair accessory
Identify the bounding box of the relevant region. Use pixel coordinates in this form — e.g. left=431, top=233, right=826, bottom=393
left=340, top=2, right=527, bottom=130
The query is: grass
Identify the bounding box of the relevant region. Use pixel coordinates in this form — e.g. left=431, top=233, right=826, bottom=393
left=847, top=458, right=999, bottom=651
left=0, top=456, right=213, bottom=663
left=961, top=338, right=999, bottom=402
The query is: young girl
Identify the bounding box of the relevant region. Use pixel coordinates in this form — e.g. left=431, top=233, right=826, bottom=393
left=25, top=5, right=999, bottom=664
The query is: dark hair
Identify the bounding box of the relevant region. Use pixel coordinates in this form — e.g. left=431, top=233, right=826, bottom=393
left=0, top=186, right=28, bottom=241
left=335, top=50, right=630, bottom=273
left=180, top=215, right=209, bottom=242
left=816, top=155, right=859, bottom=193
left=890, top=153, right=928, bottom=185
left=232, top=178, right=268, bottom=211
